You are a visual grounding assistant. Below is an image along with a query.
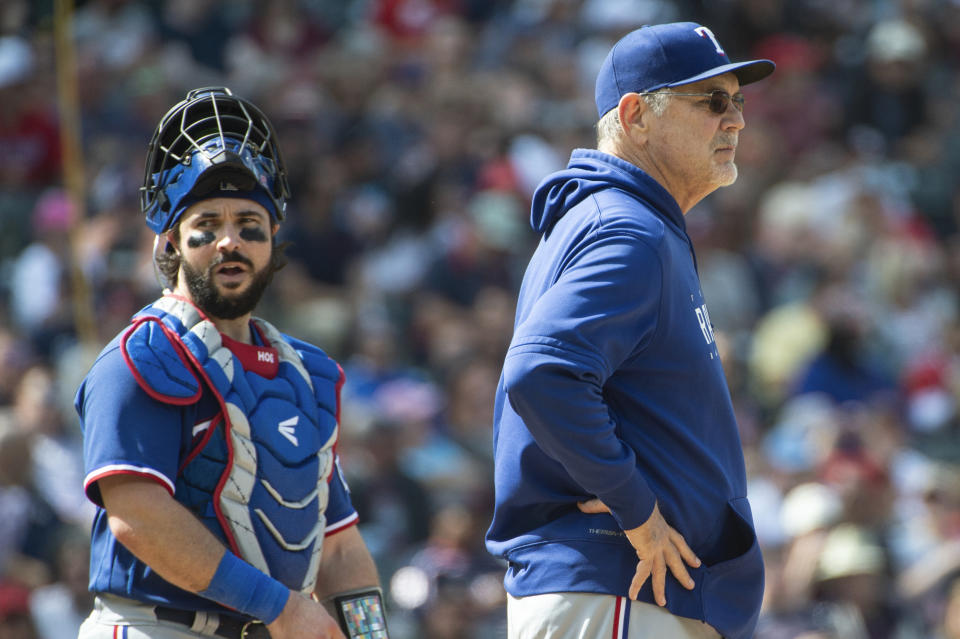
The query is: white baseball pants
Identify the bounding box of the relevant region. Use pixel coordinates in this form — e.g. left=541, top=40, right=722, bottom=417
left=507, top=592, right=722, bottom=639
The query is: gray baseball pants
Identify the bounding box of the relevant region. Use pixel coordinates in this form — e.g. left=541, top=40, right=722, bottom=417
left=78, top=595, right=235, bottom=639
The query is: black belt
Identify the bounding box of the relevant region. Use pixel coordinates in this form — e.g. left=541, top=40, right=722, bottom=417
left=154, top=607, right=270, bottom=639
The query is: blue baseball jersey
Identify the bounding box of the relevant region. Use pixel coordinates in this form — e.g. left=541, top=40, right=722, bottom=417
left=77, top=314, right=357, bottom=613
left=486, top=149, right=764, bottom=639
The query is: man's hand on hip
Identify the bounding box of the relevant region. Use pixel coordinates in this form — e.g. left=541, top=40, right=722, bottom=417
left=577, top=499, right=701, bottom=607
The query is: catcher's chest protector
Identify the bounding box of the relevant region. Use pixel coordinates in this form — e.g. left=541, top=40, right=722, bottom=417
left=121, top=295, right=340, bottom=593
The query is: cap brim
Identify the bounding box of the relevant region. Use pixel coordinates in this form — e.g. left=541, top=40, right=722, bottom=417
left=189, top=163, right=259, bottom=199
left=665, top=59, right=775, bottom=89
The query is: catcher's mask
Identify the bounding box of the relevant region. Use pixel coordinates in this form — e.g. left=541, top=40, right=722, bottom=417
left=140, top=87, right=290, bottom=235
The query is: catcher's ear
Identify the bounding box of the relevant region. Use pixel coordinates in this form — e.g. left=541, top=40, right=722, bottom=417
left=164, top=231, right=180, bottom=255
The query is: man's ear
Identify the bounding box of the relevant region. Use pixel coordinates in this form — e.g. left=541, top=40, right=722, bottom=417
left=617, top=93, right=649, bottom=138
left=165, top=230, right=179, bottom=255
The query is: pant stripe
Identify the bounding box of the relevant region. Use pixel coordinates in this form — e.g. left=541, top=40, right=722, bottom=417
left=621, top=597, right=631, bottom=638
left=613, top=596, right=632, bottom=639
left=611, top=596, right=622, bottom=639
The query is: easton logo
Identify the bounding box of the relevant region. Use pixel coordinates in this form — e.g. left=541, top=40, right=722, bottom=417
left=278, top=416, right=299, bottom=446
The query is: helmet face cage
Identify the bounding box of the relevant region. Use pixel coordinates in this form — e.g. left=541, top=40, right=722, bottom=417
left=140, top=87, right=291, bottom=234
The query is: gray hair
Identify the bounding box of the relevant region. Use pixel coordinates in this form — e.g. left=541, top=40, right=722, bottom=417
left=596, top=90, right=672, bottom=147
left=642, top=90, right=672, bottom=117
left=596, top=108, right=621, bottom=147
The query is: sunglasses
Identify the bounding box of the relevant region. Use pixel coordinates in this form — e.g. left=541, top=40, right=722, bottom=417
left=638, top=90, right=745, bottom=114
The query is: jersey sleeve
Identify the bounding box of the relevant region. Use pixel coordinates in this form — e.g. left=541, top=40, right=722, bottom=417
left=502, top=231, right=663, bottom=531
left=323, top=455, right=358, bottom=535
left=76, top=343, right=186, bottom=506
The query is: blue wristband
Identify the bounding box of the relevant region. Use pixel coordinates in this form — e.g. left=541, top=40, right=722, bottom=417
left=199, top=552, right=290, bottom=624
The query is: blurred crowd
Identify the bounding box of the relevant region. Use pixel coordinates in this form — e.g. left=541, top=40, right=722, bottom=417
left=1, top=0, right=960, bottom=637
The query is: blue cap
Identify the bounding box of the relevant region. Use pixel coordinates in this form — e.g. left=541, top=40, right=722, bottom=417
left=169, top=180, right=279, bottom=232
left=145, top=136, right=283, bottom=235
left=595, top=22, right=775, bottom=118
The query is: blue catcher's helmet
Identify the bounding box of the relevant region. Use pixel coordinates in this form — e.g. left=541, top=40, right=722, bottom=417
left=140, top=87, right=291, bottom=234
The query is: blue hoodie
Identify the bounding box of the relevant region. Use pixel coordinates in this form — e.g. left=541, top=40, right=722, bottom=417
left=486, top=149, right=764, bottom=639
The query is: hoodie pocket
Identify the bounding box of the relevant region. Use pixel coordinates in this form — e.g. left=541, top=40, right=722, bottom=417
left=700, top=497, right=765, bottom=639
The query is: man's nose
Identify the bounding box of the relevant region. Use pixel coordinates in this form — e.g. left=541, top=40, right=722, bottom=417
left=216, top=224, right=242, bottom=251
left=724, top=106, right=745, bottom=131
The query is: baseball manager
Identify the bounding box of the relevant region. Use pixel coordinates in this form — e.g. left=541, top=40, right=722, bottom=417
left=486, top=22, right=775, bottom=639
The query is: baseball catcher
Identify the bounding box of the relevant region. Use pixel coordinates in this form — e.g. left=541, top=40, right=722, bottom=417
left=75, top=87, right=389, bottom=639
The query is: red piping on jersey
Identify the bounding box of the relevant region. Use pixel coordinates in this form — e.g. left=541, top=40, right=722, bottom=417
left=324, top=512, right=359, bottom=537
left=334, top=363, right=345, bottom=428
left=328, top=362, right=345, bottom=481
left=211, top=404, right=239, bottom=557
left=85, top=467, right=175, bottom=499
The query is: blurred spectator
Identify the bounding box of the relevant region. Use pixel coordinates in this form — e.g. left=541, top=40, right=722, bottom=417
left=0, top=37, right=59, bottom=190
left=442, top=355, right=500, bottom=463
left=8, top=190, right=75, bottom=359
left=844, top=19, right=929, bottom=153
left=809, top=523, right=900, bottom=639
left=27, top=526, right=91, bottom=639
left=349, top=419, right=433, bottom=577
left=157, top=0, right=238, bottom=72
left=898, top=539, right=960, bottom=638
left=278, top=159, right=361, bottom=289
left=420, top=191, right=523, bottom=307
left=790, top=283, right=899, bottom=405
left=11, top=365, right=92, bottom=530
left=0, top=429, right=59, bottom=588
left=0, top=580, right=36, bottom=639
left=389, top=505, right=506, bottom=639
left=72, top=0, right=156, bottom=73
left=0, top=431, right=33, bottom=578
left=0, top=330, right=34, bottom=408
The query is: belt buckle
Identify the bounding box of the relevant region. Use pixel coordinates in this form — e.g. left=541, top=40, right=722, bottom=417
left=240, top=621, right=264, bottom=639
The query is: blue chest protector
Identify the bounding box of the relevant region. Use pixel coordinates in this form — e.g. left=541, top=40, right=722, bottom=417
left=120, top=296, right=341, bottom=594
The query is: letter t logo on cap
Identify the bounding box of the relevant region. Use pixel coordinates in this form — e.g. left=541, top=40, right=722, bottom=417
left=695, top=26, right=724, bottom=55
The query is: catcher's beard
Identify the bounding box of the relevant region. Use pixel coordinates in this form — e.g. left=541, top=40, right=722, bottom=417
left=182, top=249, right=274, bottom=320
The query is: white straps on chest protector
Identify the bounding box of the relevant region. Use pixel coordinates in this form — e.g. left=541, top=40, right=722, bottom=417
left=153, top=296, right=336, bottom=594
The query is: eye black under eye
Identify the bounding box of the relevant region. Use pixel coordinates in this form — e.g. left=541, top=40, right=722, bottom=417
left=239, top=226, right=269, bottom=242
